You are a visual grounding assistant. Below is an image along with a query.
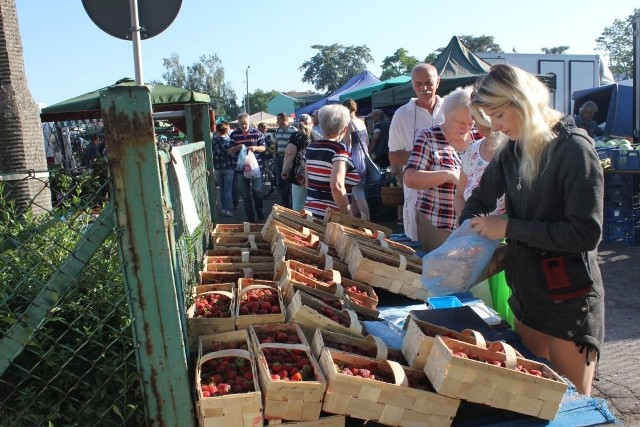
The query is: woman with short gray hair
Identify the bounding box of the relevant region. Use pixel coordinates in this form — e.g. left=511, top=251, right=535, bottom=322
left=303, top=105, right=361, bottom=218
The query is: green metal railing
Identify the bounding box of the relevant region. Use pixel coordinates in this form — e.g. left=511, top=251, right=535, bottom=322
left=0, top=85, right=215, bottom=426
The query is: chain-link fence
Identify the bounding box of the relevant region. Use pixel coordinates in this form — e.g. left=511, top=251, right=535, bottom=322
left=1, top=123, right=211, bottom=426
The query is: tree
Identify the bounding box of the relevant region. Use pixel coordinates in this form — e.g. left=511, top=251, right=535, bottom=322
left=458, top=35, right=502, bottom=53
left=160, top=53, right=239, bottom=119
left=299, top=44, right=374, bottom=93
left=0, top=0, right=51, bottom=214
left=541, top=46, right=570, bottom=54
left=245, top=89, right=279, bottom=114
left=596, top=8, right=640, bottom=77
left=380, top=48, right=420, bottom=80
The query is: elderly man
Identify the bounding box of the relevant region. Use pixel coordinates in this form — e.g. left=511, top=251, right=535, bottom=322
left=229, top=113, right=266, bottom=222
left=273, top=113, right=298, bottom=208
left=388, top=64, right=445, bottom=240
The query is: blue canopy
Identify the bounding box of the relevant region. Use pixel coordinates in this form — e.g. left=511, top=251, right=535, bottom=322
left=295, top=70, right=381, bottom=116
left=572, top=83, right=633, bottom=137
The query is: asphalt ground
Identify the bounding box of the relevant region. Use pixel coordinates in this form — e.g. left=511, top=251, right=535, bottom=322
left=216, top=186, right=640, bottom=426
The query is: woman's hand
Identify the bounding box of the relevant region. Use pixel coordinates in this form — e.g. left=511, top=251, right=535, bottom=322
left=468, top=215, right=508, bottom=240
left=281, top=171, right=289, bottom=180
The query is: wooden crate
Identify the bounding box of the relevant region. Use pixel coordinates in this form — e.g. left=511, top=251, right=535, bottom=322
left=272, top=236, right=350, bottom=279
left=275, top=260, right=343, bottom=304
left=341, top=277, right=378, bottom=310
left=200, top=267, right=276, bottom=285
left=311, top=329, right=387, bottom=360
left=235, top=279, right=286, bottom=329
left=263, top=414, right=344, bottom=426
left=318, top=349, right=460, bottom=427
left=196, top=344, right=263, bottom=427
left=345, top=239, right=428, bottom=301
left=198, top=329, right=252, bottom=358
left=401, top=316, right=485, bottom=370
left=269, top=205, right=327, bottom=237
left=212, top=222, right=264, bottom=236
left=187, top=286, right=236, bottom=350
left=254, top=343, right=327, bottom=421
left=324, top=222, right=415, bottom=259
left=262, top=215, right=313, bottom=244
left=249, top=323, right=311, bottom=349
left=425, top=336, right=567, bottom=420
left=286, top=291, right=363, bottom=339
left=213, top=234, right=271, bottom=249
left=203, top=261, right=276, bottom=273
left=272, top=225, right=337, bottom=257
left=204, top=257, right=275, bottom=271
left=322, top=209, right=393, bottom=236
left=205, top=248, right=273, bottom=258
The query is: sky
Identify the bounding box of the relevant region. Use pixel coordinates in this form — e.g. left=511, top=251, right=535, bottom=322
left=15, top=0, right=640, bottom=107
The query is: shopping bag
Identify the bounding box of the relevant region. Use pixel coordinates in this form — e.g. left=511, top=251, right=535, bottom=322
left=421, top=220, right=501, bottom=296
left=243, top=150, right=261, bottom=179
left=236, top=145, right=247, bottom=171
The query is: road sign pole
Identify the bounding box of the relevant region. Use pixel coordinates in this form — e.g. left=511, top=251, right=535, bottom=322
left=130, top=0, right=144, bottom=85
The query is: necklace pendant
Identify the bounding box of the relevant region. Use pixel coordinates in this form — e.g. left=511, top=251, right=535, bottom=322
left=517, top=176, right=522, bottom=191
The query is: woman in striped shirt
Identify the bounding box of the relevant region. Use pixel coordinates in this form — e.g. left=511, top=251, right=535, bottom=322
left=304, top=105, right=361, bottom=219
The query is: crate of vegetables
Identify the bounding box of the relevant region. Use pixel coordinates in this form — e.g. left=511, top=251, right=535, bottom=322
left=254, top=342, right=327, bottom=421
left=276, top=260, right=343, bottom=303
left=345, top=238, right=428, bottom=301
left=311, top=329, right=387, bottom=360
left=187, top=286, right=236, bottom=349
left=286, top=291, right=363, bottom=339
left=196, top=341, right=263, bottom=427
left=425, top=336, right=567, bottom=420
left=401, top=316, right=486, bottom=370
left=318, top=349, right=460, bottom=427
left=235, top=279, right=285, bottom=329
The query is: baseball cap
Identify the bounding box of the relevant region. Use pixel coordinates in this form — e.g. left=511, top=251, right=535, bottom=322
left=367, top=109, right=384, bottom=118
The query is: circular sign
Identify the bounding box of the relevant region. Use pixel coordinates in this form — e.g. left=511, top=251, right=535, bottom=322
left=82, top=0, right=182, bottom=40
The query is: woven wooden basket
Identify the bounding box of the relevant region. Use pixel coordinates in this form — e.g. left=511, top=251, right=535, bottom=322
left=381, top=186, right=404, bottom=206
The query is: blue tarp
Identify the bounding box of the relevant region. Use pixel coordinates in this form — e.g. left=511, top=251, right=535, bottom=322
left=572, top=83, right=633, bottom=137
left=295, top=70, right=381, bottom=116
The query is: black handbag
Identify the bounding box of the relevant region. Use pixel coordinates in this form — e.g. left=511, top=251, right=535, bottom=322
left=350, top=121, right=382, bottom=185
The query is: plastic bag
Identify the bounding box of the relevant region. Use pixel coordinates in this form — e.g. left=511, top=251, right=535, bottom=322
left=243, top=150, right=261, bottom=179
left=236, top=145, right=247, bottom=171
left=421, top=220, right=501, bottom=296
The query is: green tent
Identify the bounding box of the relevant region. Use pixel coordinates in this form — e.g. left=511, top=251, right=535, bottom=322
left=40, top=78, right=210, bottom=122
left=371, top=36, right=556, bottom=108
left=338, top=75, right=411, bottom=103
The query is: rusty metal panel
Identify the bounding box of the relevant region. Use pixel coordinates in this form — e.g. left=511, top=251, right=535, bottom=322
left=100, top=85, right=194, bottom=426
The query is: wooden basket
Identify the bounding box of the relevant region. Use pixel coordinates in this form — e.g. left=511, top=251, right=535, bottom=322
left=345, top=238, right=428, bottom=301
left=213, top=234, right=271, bottom=250
left=381, top=186, right=404, bottom=206
left=262, top=216, right=313, bottom=245
left=425, top=336, right=567, bottom=420
left=318, top=349, right=460, bottom=427
left=204, top=257, right=275, bottom=271
left=205, top=248, right=272, bottom=258
left=276, top=260, right=343, bottom=304
left=263, top=414, right=345, bottom=426
left=268, top=205, right=327, bottom=238
left=272, top=236, right=350, bottom=279
left=401, top=316, right=486, bottom=370
left=322, top=209, right=393, bottom=236
left=249, top=323, right=311, bottom=348
left=187, top=285, right=236, bottom=350
left=311, top=328, right=387, bottom=360
left=286, top=291, right=363, bottom=340
left=235, top=279, right=286, bottom=329
left=212, top=222, right=264, bottom=236
left=254, top=342, right=327, bottom=421
left=196, top=345, right=263, bottom=427
left=324, top=222, right=415, bottom=259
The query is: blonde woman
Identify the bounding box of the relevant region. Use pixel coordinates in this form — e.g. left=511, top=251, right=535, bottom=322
left=461, top=64, right=604, bottom=396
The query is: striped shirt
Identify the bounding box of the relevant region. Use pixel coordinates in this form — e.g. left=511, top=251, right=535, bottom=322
left=304, top=139, right=361, bottom=218
left=406, top=125, right=481, bottom=231
left=229, top=128, right=265, bottom=168
left=274, top=125, right=298, bottom=156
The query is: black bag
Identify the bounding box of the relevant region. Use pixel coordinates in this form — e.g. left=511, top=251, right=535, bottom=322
left=538, top=251, right=593, bottom=301
left=350, top=121, right=381, bottom=185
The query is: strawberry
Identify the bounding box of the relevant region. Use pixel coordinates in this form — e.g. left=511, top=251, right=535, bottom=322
left=341, top=368, right=354, bottom=376
left=358, top=369, right=371, bottom=379
left=271, top=305, right=281, bottom=314
left=217, top=383, right=231, bottom=395
left=290, top=372, right=303, bottom=381
left=271, top=374, right=281, bottom=380
left=243, top=370, right=253, bottom=380
left=274, top=332, right=289, bottom=343
left=201, top=390, right=211, bottom=397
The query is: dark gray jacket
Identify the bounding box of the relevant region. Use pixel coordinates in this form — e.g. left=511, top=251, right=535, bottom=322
left=460, top=121, right=604, bottom=352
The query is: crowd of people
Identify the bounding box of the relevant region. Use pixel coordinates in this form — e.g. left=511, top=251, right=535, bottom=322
left=211, top=62, right=605, bottom=396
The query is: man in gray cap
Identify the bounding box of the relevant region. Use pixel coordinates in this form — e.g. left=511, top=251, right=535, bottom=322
left=367, top=109, right=390, bottom=168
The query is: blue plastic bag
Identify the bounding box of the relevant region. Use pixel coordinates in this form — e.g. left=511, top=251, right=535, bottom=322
left=421, top=220, right=500, bottom=296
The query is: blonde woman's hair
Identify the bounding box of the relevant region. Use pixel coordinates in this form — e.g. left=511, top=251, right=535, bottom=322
left=471, top=64, right=562, bottom=187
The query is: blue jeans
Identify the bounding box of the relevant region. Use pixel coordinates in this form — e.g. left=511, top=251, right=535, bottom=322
left=274, top=156, right=291, bottom=208
left=214, top=169, right=234, bottom=212
left=291, top=184, right=307, bottom=212
left=235, top=171, right=264, bottom=222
